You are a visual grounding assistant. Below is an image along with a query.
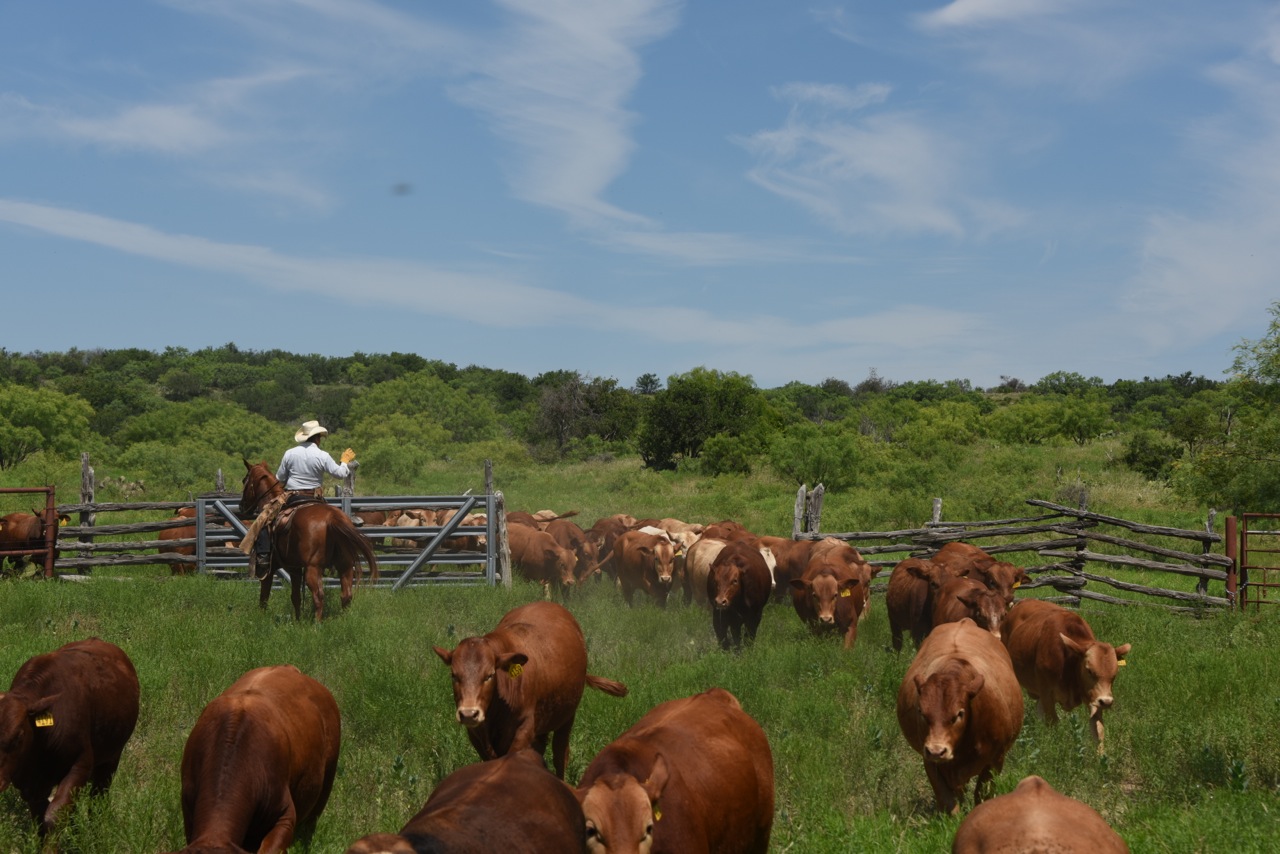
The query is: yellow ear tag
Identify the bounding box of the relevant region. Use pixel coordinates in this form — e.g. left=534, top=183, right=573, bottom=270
left=840, top=589, right=852, bottom=597
left=653, top=808, right=662, bottom=822
left=1013, top=581, right=1022, bottom=589
left=34, top=712, right=54, bottom=728
left=59, top=518, right=68, bottom=527
left=507, top=663, right=523, bottom=679
left=1117, top=660, right=1127, bottom=667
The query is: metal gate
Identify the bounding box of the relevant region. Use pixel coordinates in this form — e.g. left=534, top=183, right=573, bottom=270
left=1228, top=513, right=1280, bottom=611
left=193, top=492, right=507, bottom=589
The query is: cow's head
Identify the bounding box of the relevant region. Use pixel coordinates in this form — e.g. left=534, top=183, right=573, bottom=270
left=791, top=572, right=860, bottom=627
left=651, top=540, right=677, bottom=588
left=939, top=577, right=1007, bottom=640
left=549, top=544, right=578, bottom=588
left=0, top=691, right=58, bottom=789
left=967, top=561, right=1026, bottom=609
left=913, top=665, right=983, bottom=764
left=709, top=557, right=745, bottom=610
left=432, top=638, right=527, bottom=729
left=577, top=755, right=668, bottom=854
left=1062, top=635, right=1131, bottom=716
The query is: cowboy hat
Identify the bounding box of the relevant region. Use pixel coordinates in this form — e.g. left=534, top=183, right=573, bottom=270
left=295, top=420, right=329, bottom=442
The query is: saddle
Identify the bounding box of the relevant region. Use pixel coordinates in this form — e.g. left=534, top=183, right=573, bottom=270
left=274, top=494, right=328, bottom=531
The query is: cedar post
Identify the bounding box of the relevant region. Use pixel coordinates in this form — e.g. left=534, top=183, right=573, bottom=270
left=793, top=485, right=808, bottom=539
left=78, top=452, right=95, bottom=569
left=495, top=490, right=511, bottom=589
left=1224, top=515, right=1238, bottom=609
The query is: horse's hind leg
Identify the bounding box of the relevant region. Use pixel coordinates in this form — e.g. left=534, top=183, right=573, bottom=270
left=306, top=564, right=326, bottom=620
left=339, top=563, right=355, bottom=610
left=259, top=572, right=274, bottom=611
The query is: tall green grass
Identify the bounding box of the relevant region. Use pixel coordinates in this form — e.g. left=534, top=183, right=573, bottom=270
left=0, top=573, right=1276, bottom=853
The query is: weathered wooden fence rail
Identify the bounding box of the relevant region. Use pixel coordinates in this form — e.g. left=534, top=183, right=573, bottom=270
left=791, top=485, right=1233, bottom=613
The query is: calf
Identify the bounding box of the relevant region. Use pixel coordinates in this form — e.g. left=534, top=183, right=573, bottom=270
left=433, top=601, right=627, bottom=778
left=0, top=638, right=140, bottom=834
left=1001, top=599, right=1131, bottom=754
left=169, top=665, right=341, bottom=854
left=601, top=530, right=679, bottom=607
left=885, top=557, right=951, bottom=652
left=932, top=575, right=1008, bottom=640
left=707, top=539, right=772, bottom=651
left=897, top=618, right=1024, bottom=814
left=789, top=547, right=872, bottom=649
left=508, top=522, right=578, bottom=599
left=575, top=688, right=773, bottom=854
left=344, top=750, right=585, bottom=854
left=953, top=774, right=1130, bottom=853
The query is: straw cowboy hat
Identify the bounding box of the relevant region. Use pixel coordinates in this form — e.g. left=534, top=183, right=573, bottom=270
left=295, top=420, right=329, bottom=443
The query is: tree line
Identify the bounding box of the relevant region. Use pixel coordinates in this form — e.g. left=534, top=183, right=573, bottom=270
left=2, top=302, right=1279, bottom=513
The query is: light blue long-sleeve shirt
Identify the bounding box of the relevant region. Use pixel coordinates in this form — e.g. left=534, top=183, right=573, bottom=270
left=276, top=441, right=352, bottom=490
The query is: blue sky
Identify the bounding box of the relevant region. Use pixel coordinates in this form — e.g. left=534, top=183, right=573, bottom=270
left=3, top=1, right=1278, bottom=390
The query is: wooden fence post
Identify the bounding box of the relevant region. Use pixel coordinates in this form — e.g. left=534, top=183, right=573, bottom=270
left=806, top=484, right=825, bottom=535
left=1197, top=510, right=1215, bottom=596
left=79, top=452, right=95, bottom=565
left=1224, top=515, right=1238, bottom=609
left=792, top=485, right=808, bottom=538
left=495, top=490, right=511, bottom=589
left=1072, top=490, right=1089, bottom=577
left=931, top=498, right=942, bottom=525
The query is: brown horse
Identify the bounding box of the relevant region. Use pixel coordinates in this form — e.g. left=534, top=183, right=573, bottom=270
left=240, top=460, right=378, bottom=620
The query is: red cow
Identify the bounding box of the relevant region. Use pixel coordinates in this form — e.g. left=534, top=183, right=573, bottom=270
left=885, top=557, right=952, bottom=652
left=545, top=518, right=602, bottom=583
left=789, top=547, right=872, bottom=649
left=707, top=539, right=772, bottom=651
left=168, top=665, right=341, bottom=854
left=601, top=530, right=679, bottom=607
left=953, top=774, right=1130, bottom=853
left=932, top=575, right=1008, bottom=641
left=897, top=618, right=1024, bottom=814
left=0, top=511, right=67, bottom=572
left=505, top=510, right=543, bottom=529
left=344, top=750, right=586, bottom=854
left=432, top=601, right=627, bottom=779
left=700, top=519, right=755, bottom=542
left=682, top=536, right=728, bottom=606
left=157, top=514, right=198, bottom=575
left=575, top=688, right=773, bottom=854
left=1001, top=599, right=1131, bottom=754
left=508, top=522, right=578, bottom=599
left=587, top=515, right=634, bottom=579
left=0, top=638, right=139, bottom=834
left=930, top=542, right=1026, bottom=607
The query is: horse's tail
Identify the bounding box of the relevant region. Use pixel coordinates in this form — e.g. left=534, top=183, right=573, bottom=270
left=333, top=513, right=380, bottom=584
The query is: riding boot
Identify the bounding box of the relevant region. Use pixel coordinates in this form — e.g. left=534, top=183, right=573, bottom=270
left=251, top=530, right=272, bottom=580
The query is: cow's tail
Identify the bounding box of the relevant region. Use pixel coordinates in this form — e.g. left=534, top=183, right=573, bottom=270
left=586, top=673, right=628, bottom=697
left=334, top=514, right=380, bottom=583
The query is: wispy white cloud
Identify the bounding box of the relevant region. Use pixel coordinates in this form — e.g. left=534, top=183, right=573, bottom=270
left=771, top=82, right=892, bottom=112
left=916, top=0, right=1084, bottom=30
left=599, top=227, right=861, bottom=266
left=446, top=0, right=681, bottom=228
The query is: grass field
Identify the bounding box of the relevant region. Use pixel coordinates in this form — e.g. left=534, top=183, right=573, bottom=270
left=0, top=568, right=1277, bottom=853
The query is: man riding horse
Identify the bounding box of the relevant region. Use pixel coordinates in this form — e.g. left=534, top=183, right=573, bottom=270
left=239, top=420, right=358, bottom=578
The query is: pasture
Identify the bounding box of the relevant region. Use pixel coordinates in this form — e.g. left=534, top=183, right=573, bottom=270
left=0, top=569, right=1276, bottom=853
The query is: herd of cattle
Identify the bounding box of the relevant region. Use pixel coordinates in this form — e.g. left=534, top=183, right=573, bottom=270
left=0, top=507, right=1135, bottom=852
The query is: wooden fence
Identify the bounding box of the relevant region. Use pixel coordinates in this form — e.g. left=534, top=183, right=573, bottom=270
left=792, top=485, right=1234, bottom=613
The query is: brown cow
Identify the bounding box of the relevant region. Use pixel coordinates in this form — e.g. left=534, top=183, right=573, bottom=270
left=700, top=519, right=755, bottom=542
left=169, top=665, right=341, bottom=854
left=506, top=510, right=544, bottom=529
left=952, top=774, right=1130, bottom=853
left=0, top=511, right=67, bottom=572
left=344, top=750, right=586, bottom=854
left=432, top=601, right=627, bottom=779
left=1001, top=599, right=1131, bottom=754
left=545, top=518, right=603, bottom=584
left=930, top=542, right=1026, bottom=607
left=587, top=515, right=634, bottom=578
left=707, top=539, right=772, bottom=651
left=601, top=530, right=679, bottom=607
left=789, top=546, right=872, bottom=649
left=932, top=576, right=1008, bottom=641
left=508, top=522, right=578, bottom=599
left=0, top=638, right=139, bottom=834
left=575, top=688, right=773, bottom=854
left=885, top=557, right=952, bottom=652
left=157, top=514, right=198, bottom=575
left=897, top=618, right=1024, bottom=814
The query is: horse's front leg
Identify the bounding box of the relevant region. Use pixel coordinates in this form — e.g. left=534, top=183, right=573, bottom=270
left=259, top=570, right=274, bottom=611
left=306, top=564, right=326, bottom=620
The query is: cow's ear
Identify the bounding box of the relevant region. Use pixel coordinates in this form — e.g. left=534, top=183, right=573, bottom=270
left=1059, top=633, right=1089, bottom=656
left=962, top=672, right=985, bottom=700
left=498, top=652, right=529, bottom=672
left=788, top=578, right=806, bottom=591
left=28, top=693, right=60, bottom=717
left=431, top=645, right=453, bottom=665
left=1113, top=643, right=1132, bottom=660
left=644, top=754, right=670, bottom=803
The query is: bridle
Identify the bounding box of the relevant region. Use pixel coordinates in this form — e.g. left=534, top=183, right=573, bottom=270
left=241, top=465, right=283, bottom=516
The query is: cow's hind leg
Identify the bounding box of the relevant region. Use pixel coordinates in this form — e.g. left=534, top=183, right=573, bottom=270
left=550, top=718, right=575, bottom=779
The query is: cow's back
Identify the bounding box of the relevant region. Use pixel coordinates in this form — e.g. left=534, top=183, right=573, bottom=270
left=578, top=688, right=773, bottom=854
left=492, top=601, right=590, bottom=719
left=347, top=750, right=585, bottom=853
left=179, top=665, right=340, bottom=851
left=952, top=774, right=1129, bottom=853
left=1001, top=598, right=1079, bottom=693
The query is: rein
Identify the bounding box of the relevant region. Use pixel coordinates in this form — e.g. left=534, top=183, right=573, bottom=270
left=242, top=467, right=285, bottom=516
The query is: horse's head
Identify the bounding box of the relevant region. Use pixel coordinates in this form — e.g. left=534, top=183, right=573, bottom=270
left=241, top=459, right=282, bottom=514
